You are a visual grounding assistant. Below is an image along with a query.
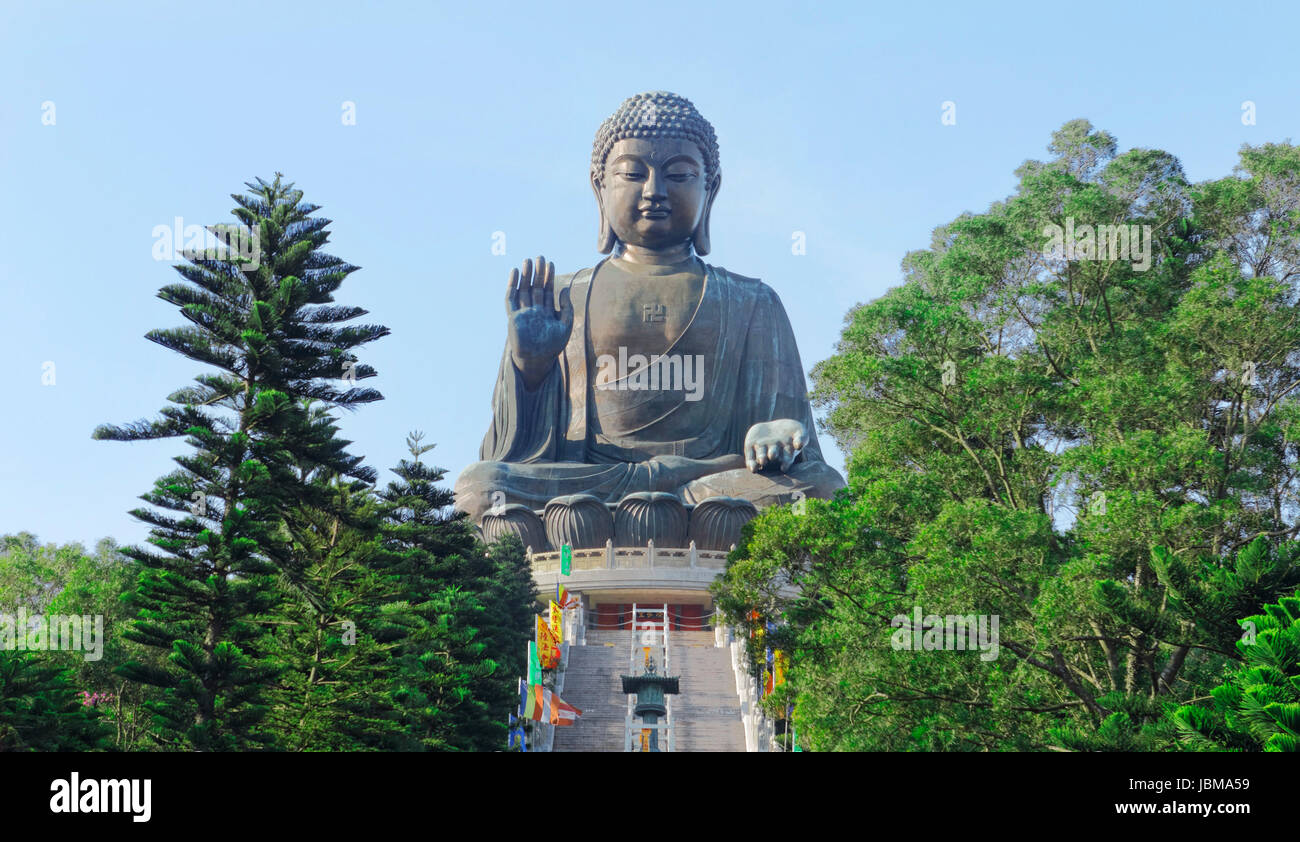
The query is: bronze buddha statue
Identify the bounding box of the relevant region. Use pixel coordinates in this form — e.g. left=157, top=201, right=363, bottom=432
left=455, top=91, right=843, bottom=527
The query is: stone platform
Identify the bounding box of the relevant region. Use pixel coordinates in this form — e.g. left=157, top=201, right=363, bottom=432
left=527, top=540, right=730, bottom=598
left=480, top=491, right=760, bottom=601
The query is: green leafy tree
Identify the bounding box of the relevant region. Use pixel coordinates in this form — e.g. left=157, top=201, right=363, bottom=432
left=47, top=538, right=166, bottom=749
left=0, top=533, right=89, bottom=613
left=479, top=532, right=536, bottom=707
left=716, top=126, right=1300, bottom=751
left=0, top=534, right=163, bottom=749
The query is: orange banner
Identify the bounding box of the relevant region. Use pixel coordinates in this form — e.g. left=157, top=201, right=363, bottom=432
left=536, top=615, right=560, bottom=668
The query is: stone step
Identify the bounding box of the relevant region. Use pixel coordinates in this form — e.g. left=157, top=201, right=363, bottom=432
left=554, top=636, right=745, bottom=752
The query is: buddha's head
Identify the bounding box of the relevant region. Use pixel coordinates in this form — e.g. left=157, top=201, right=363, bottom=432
left=591, top=91, right=721, bottom=256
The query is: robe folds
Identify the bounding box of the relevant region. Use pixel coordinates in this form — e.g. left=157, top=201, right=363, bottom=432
left=454, top=260, right=845, bottom=521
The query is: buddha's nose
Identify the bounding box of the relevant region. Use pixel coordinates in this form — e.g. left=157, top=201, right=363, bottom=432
left=642, top=171, right=667, bottom=200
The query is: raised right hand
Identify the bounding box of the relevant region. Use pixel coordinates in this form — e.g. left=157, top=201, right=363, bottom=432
left=506, top=255, right=573, bottom=388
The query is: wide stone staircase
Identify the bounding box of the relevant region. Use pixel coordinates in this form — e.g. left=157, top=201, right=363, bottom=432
left=670, top=631, right=747, bottom=751
left=552, top=629, right=745, bottom=752
left=551, top=631, right=630, bottom=752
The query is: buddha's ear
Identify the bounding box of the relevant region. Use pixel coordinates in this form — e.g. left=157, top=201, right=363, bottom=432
left=693, top=171, right=722, bottom=256
left=592, top=175, right=617, bottom=254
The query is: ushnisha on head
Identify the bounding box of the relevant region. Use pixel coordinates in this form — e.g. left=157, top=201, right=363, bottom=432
left=590, top=91, right=722, bottom=257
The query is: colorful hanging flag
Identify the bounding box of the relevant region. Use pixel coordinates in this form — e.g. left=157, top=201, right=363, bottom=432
left=509, top=712, right=528, bottom=751
left=538, top=684, right=552, bottom=723
left=509, top=697, right=529, bottom=752
left=522, top=683, right=583, bottom=725
left=773, top=649, right=788, bottom=688
left=528, top=640, right=543, bottom=685
left=519, top=677, right=535, bottom=720
left=557, top=583, right=578, bottom=609
left=560, top=543, right=572, bottom=575
left=523, top=684, right=550, bottom=722
left=551, top=694, right=582, bottom=726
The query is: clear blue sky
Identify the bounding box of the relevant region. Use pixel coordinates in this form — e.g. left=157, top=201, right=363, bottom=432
left=2, top=0, right=1297, bottom=549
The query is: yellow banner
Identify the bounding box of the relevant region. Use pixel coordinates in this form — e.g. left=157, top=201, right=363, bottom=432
left=536, top=615, right=559, bottom=668
left=549, top=600, right=563, bottom=642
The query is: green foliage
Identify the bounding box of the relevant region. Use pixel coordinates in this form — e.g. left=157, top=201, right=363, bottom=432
left=716, top=125, right=1300, bottom=751
left=260, top=439, right=397, bottom=751
left=1167, top=596, right=1300, bottom=751
left=15, top=176, right=533, bottom=753
left=1, top=533, right=91, bottom=613
left=1, top=427, right=535, bottom=753
left=372, top=433, right=535, bottom=751
left=1149, top=538, right=1300, bottom=656
left=0, top=534, right=164, bottom=749
left=0, top=649, right=110, bottom=751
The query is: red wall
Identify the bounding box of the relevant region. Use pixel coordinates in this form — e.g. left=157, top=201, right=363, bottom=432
left=590, top=604, right=709, bottom=631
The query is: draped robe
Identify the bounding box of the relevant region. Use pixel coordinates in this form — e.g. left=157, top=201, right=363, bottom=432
left=454, top=259, right=844, bottom=521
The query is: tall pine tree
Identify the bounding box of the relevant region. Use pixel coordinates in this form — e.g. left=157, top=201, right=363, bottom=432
left=94, top=175, right=388, bottom=750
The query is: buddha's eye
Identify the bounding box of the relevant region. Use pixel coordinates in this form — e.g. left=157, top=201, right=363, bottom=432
left=618, top=170, right=647, bottom=181
left=668, top=171, right=697, bottom=182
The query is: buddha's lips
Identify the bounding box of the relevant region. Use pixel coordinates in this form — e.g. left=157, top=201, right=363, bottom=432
left=641, top=208, right=670, bottom=218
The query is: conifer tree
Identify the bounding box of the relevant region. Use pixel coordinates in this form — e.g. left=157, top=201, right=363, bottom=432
left=0, top=651, right=110, bottom=751
left=375, top=432, right=535, bottom=750
left=261, top=401, right=401, bottom=750
left=1168, top=595, right=1300, bottom=752
left=94, top=175, right=388, bottom=750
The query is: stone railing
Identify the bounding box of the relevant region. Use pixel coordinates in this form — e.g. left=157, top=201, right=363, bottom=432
left=565, top=603, right=585, bottom=646
left=527, top=539, right=730, bottom=573
left=715, top=624, right=776, bottom=752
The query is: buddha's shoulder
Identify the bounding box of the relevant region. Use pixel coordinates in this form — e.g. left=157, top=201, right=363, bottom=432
left=703, top=263, right=761, bottom=285
left=702, top=264, right=785, bottom=302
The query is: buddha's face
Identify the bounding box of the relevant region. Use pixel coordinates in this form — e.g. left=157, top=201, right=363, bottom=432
left=600, top=137, right=710, bottom=251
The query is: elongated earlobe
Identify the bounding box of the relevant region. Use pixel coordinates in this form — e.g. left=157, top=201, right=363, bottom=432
left=592, top=176, right=617, bottom=254
left=692, top=172, right=721, bottom=256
